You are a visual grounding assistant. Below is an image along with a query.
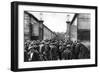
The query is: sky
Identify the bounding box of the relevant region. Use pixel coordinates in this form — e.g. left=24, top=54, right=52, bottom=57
left=28, top=11, right=75, bottom=33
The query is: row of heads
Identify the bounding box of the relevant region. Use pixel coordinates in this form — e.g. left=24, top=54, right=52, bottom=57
left=24, top=39, right=81, bottom=46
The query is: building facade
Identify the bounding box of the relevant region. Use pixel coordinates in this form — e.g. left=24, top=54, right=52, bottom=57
left=77, top=13, right=90, bottom=41
left=66, top=13, right=90, bottom=49
left=77, top=13, right=90, bottom=49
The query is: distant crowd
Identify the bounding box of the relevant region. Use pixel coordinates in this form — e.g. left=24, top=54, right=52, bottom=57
left=24, top=39, right=90, bottom=62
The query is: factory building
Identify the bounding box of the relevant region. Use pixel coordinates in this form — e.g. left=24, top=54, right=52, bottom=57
left=66, top=13, right=90, bottom=49
left=43, top=25, right=56, bottom=40
left=77, top=13, right=90, bottom=49
left=77, top=13, right=90, bottom=41
left=24, top=11, right=56, bottom=41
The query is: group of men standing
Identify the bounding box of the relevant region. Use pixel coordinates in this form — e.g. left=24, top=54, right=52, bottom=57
left=24, top=39, right=90, bottom=62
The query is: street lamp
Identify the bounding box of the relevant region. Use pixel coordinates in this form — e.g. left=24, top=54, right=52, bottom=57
left=66, top=15, right=70, bottom=22
left=40, top=13, right=43, bottom=20
left=39, top=13, right=44, bottom=40
left=66, top=14, right=71, bottom=41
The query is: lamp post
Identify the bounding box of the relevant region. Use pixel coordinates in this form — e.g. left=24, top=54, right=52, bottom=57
left=39, top=13, right=44, bottom=40
left=66, top=14, right=71, bottom=41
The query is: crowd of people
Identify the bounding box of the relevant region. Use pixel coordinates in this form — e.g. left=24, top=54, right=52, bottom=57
left=24, top=39, right=90, bottom=62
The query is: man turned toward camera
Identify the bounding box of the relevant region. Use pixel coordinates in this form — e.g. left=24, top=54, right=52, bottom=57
left=28, top=41, right=40, bottom=61
left=39, top=41, right=45, bottom=61
left=61, top=44, right=72, bottom=60
left=41, top=42, right=51, bottom=61
left=50, top=42, right=58, bottom=60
